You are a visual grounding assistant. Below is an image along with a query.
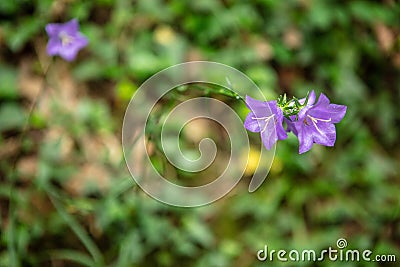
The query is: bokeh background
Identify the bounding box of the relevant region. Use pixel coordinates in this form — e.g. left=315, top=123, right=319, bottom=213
left=1, top=0, right=399, bottom=266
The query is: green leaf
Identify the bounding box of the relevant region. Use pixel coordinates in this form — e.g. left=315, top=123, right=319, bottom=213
left=0, top=65, right=18, bottom=100
left=3, top=17, right=43, bottom=51
left=183, top=216, right=214, bottom=247
left=73, top=60, right=104, bottom=81
left=46, top=188, right=104, bottom=266
left=116, top=79, right=137, bottom=101
left=49, top=250, right=96, bottom=267
left=0, top=103, right=26, bottom=132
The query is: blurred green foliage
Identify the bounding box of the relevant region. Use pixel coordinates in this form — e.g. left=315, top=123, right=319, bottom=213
left=1, top=0, right=400, bottom=266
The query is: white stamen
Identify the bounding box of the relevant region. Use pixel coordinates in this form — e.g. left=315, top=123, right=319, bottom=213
left=307, top=115, right=331, bottom=135
left=59, top=31, right=73, bottom=46
left=252, top=114, right=275, bottom=133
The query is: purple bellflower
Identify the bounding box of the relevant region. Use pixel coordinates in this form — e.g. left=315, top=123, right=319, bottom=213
left=244, top=90, right=347, bottom=154
left=45, top=19, right=88, bottom=61
left=288, top=92, right=347, bottom=154
left=244, top=96, right=287, bottom=150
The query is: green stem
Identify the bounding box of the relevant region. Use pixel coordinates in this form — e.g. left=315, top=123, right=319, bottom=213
left=7, top=57, right=53, bottom=267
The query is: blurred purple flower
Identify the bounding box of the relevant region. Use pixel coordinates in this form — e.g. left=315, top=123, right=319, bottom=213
left=291, top=93, right=347, bottom=154
left=244, top=96, right=287, bottom=150
left=45, top=19, right=88, bottom=61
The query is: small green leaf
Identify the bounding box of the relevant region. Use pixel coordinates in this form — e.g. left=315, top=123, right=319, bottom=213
left=116, top=80, right=137, bottom=101
left=3, top=17, right=43, bottom=51
left=0, top=103, right=26, bottom=132
left=0, top=65, right=18, bottom=100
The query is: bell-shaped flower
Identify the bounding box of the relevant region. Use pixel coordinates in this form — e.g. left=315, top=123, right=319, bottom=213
left=244, top=96, right=287, bottom=150
left=291, top=93, right=347, bottom=154
left=45, top=19, right=88, bottom=61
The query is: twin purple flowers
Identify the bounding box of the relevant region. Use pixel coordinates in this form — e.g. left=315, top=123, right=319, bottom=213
left=244, top=91, right=347, bottom=154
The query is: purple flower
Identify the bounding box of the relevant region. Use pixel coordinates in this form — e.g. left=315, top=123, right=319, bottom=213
left=45, top=19, right=88, bottom=61
left=290, top=93, right=347, bottom=154
left=244, top=96, right=287, bottom=150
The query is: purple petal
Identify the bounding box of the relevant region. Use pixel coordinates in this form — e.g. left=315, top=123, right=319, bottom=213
left=308, top=93, right=347, bottom=123
left=272, top=104, right=287, bottom=140
left=266, top=100, right=282, bottom=119
left=298, top=126, right=314, bottom=154
left=260, top=114, right=287, bottom=149
left=245, top=95, right=269, bottom=114
left=45, top=23, right=61, bottom=36
left=297, top=92, right=316, bottom=120
left=244, top=96, right=287, bottom=149
left=62, top=19, right=79, bottom=35
left=297, top=104, right=312, bottom=120
left=309, top=104, right=346, bottom=124
left=46, top=38, right=61, bottom=55
left=244, top=112, right=261, bottom=132
left=311, top=122, right=336, bottom=147
left=72, top=34, right=89, bottom=49
left=58, top=34, right=88, bottom=61
left=327, top=104, right=347, bottom=123
left=284, top=117, right=298, bottom=135
left=245, top=95, right=275, bottom=125
left=299, top=90, right=316, bottom=106
left=314, top=93, right=330, bottom=107
left=59, top=46, right=79, bottom=61
left=276, top=116, right=288, bottom=140
left=260, top=121, right=277, bottom=150
left=277, top=125, right=288, bottom=140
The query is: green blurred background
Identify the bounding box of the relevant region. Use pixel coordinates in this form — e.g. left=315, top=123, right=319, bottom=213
left=1, top=0, right=399, bottom=266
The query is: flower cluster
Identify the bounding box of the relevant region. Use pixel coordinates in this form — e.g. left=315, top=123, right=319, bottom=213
left=244, top=91, right=347, bottom=154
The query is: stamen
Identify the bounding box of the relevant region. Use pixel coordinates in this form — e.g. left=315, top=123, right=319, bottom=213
left=251, top=115, right=274, bottom=120
left=59, top=31, right=73, bottom=46
left=307, top=115, right=331, bottom=135
left=252, top=114, right=275, bottom=133
left=307, top=115, right=331, bottom=123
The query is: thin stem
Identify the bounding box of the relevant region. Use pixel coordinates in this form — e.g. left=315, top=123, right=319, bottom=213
left=7, top=56, right=53, bottom=267
left=190, top=83, right=246, bottom=104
